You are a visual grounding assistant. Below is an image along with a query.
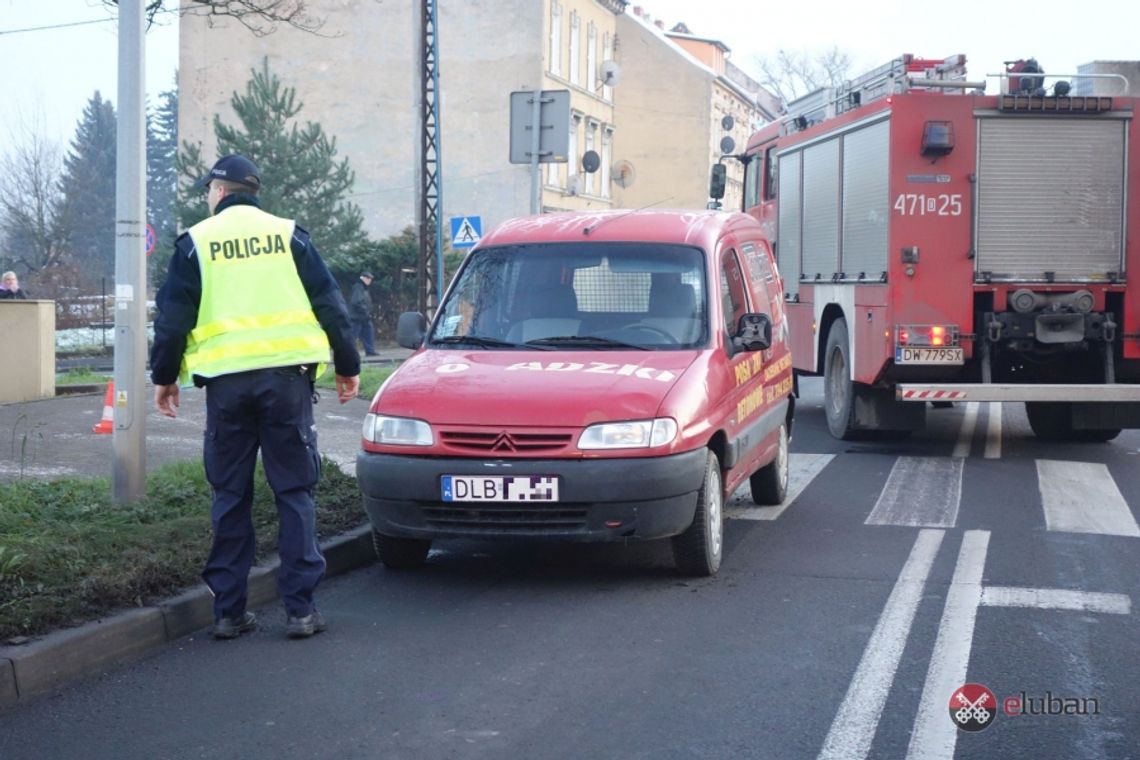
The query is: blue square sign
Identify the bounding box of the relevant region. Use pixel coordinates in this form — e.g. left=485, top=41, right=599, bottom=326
left=450, top=216, right=482, bottom=249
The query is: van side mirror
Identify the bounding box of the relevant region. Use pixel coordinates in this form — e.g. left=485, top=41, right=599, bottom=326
left=708, top=163, right=727, bottom=201
left=734, top=313, right=772, bottom=352
left=396, top=311, right=427, bottom=349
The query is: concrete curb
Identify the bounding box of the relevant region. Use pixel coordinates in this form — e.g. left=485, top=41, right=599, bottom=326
left=0, top=524, right=376, bottom=710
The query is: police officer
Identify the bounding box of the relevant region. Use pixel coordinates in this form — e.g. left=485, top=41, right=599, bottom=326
left=151, top=154, right=361, bottom=640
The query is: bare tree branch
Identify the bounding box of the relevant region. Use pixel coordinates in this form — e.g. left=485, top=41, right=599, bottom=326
left=0, top=125, right=68, bottom=274
left=101, top=0, right=328, bottom=36
left=756, top=46, right=853, bottom=105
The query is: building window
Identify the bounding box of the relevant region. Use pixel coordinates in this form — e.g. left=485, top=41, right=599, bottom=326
left=549, top=2, right=562, bottom=77
left=601, top=127, right=614, bottom=198
left=585, top=120, right=598, bottom=195
left=587, top=22, right=598, bottom=94
left=602, top=32, right=614, bottom=101
left=569, top=113, right=581, bottom=193
left=569, top=12, right=580, bottom=87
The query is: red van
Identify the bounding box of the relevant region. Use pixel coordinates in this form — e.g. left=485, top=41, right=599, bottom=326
left=356, top=209, right=794, bottom=576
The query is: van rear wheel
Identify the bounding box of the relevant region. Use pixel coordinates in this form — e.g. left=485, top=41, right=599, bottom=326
left=672, top=451, right=724, bottom=576
left=750, top=422, right=789, bottom=505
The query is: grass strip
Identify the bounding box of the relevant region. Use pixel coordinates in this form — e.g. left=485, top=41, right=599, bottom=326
left=0, top=458, right=364, bottom=641
left=316, top=365, right=394, bottom=400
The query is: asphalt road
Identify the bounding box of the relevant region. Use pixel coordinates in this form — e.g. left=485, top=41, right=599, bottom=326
left=0, top=377, right=1136, bottom=759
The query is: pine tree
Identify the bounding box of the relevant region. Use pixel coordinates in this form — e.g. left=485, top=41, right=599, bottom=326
left=58, top=92, right=117, bottom=282
left=176, top=60, right=368, bottom=271
left=147, top=85, right=179, bottom=280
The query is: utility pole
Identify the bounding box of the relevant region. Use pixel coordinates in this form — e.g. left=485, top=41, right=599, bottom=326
left=112, top=0, right=147, bottom=503
left=416, top=0, right=444, bottom=314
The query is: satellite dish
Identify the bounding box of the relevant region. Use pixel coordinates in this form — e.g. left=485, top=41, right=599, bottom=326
left=599, top=59, right=621, bottom=87
left=581, top=150, right=601, bottom=174
left=720, top=136, right=736, bottom=154
left=721, top=115, right=735, bottom=131
left=611, top=160, right=636, bottom=189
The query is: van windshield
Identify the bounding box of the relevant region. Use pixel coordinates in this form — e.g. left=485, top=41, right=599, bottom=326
left=430, top=242, right=708, bottom=350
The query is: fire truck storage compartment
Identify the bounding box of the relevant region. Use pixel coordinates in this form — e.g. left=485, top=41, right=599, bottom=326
left=975, top=117, right=1126, bottom=281
left=779, top=117, right=890, bottom=290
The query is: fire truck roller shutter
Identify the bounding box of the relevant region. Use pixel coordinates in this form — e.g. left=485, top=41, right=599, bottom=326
left=975, top=117, right=1126, bottom=281
left=801, top=138, right=841, bottom=281
left=841, top=118, right=890, bottom=277
left=777, top=151, right=802, bottom=298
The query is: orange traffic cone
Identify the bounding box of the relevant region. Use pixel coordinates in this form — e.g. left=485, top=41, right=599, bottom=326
left=92, top=381, right=114, bottom=434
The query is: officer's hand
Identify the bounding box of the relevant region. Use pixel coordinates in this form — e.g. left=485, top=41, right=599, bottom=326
left=336, top=374, right=360, bottom=404
left=154, top=383, right=180, bottom=418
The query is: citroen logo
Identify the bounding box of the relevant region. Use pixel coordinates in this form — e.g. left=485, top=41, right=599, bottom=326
left=491, top=432, right=516, bottom=451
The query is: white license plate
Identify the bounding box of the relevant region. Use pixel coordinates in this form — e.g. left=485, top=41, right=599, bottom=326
left=441, top=475, right=560, bottom=503
left=895, top=347, right=964, bottom=364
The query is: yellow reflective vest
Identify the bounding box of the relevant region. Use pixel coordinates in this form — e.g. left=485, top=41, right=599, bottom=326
left=180, top=205, right=330, bottom=386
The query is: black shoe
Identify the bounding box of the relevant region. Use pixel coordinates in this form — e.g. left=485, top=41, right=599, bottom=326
left=364, top=352, right=380, bottom=357
left=211, top=611, right=257, bottom=640
left=286, top=611, right=328, bottom=639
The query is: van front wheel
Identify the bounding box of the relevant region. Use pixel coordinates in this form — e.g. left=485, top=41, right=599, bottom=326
left=672, top=451, right=724, bottom=576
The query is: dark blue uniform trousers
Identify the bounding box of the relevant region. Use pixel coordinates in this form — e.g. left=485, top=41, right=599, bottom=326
left=202, top=367, right=326, bottom=620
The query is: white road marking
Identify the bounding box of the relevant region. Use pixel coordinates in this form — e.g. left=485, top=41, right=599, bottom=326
left=817, top=529, right=945, bottom=760
left=865, top=457, right=963, bottom=528
left=906, top=530, right=990, bottom=760
left=1037, top=459, right=1140, bottom=537
left=728, top=453, right=835, bottom=520
left=983, top=402, right=1002, bottom=459
left=980, top=586, right=1131, bottom=615
left=952, top=402, right=979, bottom=458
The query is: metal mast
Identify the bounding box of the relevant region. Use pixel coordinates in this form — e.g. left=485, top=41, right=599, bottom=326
left=417, top=0, right=444, bottom=314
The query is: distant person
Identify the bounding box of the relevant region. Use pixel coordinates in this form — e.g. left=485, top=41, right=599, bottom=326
left=0, top=271, right=27, bottom=299
left=149, top=154, right=361, bottom=640
left=349, top=271, right=378, bottom=356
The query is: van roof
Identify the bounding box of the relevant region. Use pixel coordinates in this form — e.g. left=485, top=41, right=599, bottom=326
left=477, top=209, right=765, bottom=251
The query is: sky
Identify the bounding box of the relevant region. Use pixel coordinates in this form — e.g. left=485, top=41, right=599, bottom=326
left=0, top=0, right=180, bottom=148
left=0, top=0, right=1135, bottom=153
left=635, top=0, right=1137, bottom=96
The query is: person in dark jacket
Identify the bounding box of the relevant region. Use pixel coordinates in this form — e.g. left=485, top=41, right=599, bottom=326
left=349, top=271, right=377, bottom=356
left=0, top=271, right=27, bottom=299
left=150, top=154, right=360, bottom=640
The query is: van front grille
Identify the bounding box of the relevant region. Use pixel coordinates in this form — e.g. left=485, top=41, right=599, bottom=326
left=439, top=429, right=574, bottom=455
left=422, top=504, right=588, bottom=533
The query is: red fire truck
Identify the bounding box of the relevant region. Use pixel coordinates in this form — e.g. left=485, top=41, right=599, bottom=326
left=730, top=54, right=1140, bottom=441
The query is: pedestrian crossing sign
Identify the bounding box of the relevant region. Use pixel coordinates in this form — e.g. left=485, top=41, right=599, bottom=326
left=450, top=216, right=482, bottom=249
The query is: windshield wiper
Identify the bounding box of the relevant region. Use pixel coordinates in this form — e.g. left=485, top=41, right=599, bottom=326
left=525, top=335, right=650, bottom=350
left=433, top=335, right=522, bottom=349
left=428, top=334, right=554, bottom=350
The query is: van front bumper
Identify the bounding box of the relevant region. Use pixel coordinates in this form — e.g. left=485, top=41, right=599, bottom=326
left=355, top=448, right=709, bottom=542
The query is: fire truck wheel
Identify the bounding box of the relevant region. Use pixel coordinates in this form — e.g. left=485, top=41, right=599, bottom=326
left=750, top=421, right=789, bottom=505
left=824, top=319, right=858, bottom=439
left=372, top=530, right=431, bottom=569
left=672, top=450, right=724, bottom=577
left=1024, top=402, right=1119, bottom=442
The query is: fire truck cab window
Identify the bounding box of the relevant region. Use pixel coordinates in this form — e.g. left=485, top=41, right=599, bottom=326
left=763, top=147, right=778, bottom=201
left=744, top=153, right=761, bottom=210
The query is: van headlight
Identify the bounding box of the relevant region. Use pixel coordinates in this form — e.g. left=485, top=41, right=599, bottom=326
left=362, top=414, right=434, bottom=446
left=578, top=418, right=678, bottom=450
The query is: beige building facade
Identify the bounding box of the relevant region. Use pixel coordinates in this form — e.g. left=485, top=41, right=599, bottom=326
left=177, top=0, right=774, bottom=242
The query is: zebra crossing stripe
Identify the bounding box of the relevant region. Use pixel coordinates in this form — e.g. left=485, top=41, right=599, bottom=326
left=1037, top=460, right=1140, bottom=537
left=865, top=457, right=963, bottom=528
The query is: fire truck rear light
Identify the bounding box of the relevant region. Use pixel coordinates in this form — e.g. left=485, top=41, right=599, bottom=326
left=896, top=325, right=958, bottom=347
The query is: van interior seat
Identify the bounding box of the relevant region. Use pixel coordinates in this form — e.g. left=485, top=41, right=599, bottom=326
left=643, top=281, right=700, bottom=343
left=505, top=282, right=581, bottom=343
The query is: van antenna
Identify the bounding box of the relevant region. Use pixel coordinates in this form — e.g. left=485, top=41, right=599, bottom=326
left=582, top=197, right=673, bottom=236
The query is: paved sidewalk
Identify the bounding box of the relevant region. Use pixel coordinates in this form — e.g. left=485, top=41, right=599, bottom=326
left=2, top=348, right=410, bottom=482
